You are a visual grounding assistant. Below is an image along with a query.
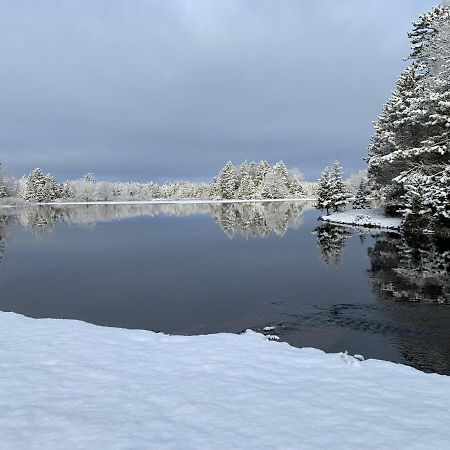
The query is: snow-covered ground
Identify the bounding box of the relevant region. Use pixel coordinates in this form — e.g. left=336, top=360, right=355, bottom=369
left=35, top=198, right=315, bottom=206
left=321, top=208, right=402, bottom=230
left=1, top=313, right=449, bottom=449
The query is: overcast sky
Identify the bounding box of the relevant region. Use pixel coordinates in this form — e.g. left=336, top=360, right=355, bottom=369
left=0, top=0, right=439, bottom=182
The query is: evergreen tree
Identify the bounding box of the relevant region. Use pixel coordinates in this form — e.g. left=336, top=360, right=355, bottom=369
left=353, top=179, right=370, bottom=209
left=254, top=160, right=270, bottom=187
left=315, top=166, right=334, bottom=214
left=316, top=162, right=350, bottom=214
left=287, top=171, right=306, bottom=197
left=260, top=168, right=289, bottom=199
left=367, top=3, right=450, bottom=229
left=84, top=173, right=96, bottom=183
left=237, top=168, right=256, bottom=199
left=62, top=181, right=74, bottom=199
left=0, top=164, right=8, bottom=198
left=23, top=168, right=59, bottom=202
left=236, top=161, right=249, bottom=191
left=218, top=162, right=236, bottom=199
left=330, top=162, right=350, bottom=212
left=272, top=161, right=289, bottom=188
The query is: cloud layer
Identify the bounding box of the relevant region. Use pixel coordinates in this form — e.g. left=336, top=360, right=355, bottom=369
left=0, top=0, right=437, bottom=181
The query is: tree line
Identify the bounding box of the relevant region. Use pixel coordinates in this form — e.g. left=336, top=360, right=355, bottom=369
left=0, top=160, right=316, bottom=203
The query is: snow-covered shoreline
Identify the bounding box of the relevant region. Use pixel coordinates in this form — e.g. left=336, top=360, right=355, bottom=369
left=1, top=312, right=450, bottom=449
left=320, top=208, right=402, bottom=230
left=0, top=197, right=316, bottom=208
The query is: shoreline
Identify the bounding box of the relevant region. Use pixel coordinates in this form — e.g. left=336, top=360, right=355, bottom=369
left=320, top=208, right=402, bottom=231
left=1, top=198, right=316, bottom=207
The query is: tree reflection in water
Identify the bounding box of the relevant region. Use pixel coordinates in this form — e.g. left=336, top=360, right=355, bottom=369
left=7, top=201, right=312, bottom=238
left=312, top=224, right=352, bottom=267
left=368, top=233, right=450, bottom=304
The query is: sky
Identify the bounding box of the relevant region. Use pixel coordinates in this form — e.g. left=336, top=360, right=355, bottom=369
left=0, top=0, right=440, bottom=182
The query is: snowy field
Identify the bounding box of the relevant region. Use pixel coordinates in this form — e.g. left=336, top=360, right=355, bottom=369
left=321, top=208, right=402, bottom=230
left=1, top=313, right=450, bottom=449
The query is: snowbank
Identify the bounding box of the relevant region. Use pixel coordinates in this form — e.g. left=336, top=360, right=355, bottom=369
left=1, top=313, right=449, bottom=449
left=321, top=208, right=402, bottom=230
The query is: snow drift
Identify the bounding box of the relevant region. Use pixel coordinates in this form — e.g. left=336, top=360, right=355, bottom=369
left=1, top=313, right=449, bottom=449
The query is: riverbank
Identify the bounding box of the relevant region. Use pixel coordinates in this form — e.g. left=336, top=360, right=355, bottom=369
left=0, top=198, right=316, bottom=208
left=1, top=312, right=450, bottom=449
left=320, top=208, right=402, bottom=230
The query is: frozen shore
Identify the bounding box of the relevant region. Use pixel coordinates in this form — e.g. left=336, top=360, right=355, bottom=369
left=0, top=198, right=316, bottom=208
left=39, top=198, right=316, bottom=206
left=320, top=208, right=402, bottom=230
left=1, top=312, right=449, bottom=449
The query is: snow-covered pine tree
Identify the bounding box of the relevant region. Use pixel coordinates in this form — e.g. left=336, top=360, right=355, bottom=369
left=367, top=64, right=425, bottom=212
left=330, top=161, right=350, bottom=212
left=353, top=179, right=370, bottom=209
left=260, top=167, right=289, bottom=199
left=254, top=160, right=270, bottom=187
left=236, top=161, right=249, bottom=191
left=237, top=167, right=256, bottom=199
left=0, top=164, right=8, bottom=198
left=316, top=162, right=350, bottom=214
left=218, top=162, right=236, bottom=199
left=367, top=3, right=450, bottom=230
left=23, top=168, right=59, bottom=202
left=248, top=161, right=258, bottom=184
left=84, top=173, right=96, bottom=183
left=209, top=177, right=221, bottom=199
left=272, top=161, right=289, bottom=188
left=23, top=168, right=44, bottom=202
left=287, top=168, right=306, bottom=198
left=315, top=166, right=334, bottom=214
left=62, top=181, right=74, bottom=199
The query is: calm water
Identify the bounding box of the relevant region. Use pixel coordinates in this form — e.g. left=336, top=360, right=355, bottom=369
left=0, top=202, right=449, bottom=374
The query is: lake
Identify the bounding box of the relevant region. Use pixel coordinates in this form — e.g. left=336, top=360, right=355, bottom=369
left=0, top=201, right=449, bottom=374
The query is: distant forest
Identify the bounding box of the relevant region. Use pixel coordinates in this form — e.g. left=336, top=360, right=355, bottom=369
left=0, top=160, right=366, bottom=203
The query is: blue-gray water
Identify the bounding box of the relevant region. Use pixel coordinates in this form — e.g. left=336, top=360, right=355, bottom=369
left=0, top=202, right=449, bottom=374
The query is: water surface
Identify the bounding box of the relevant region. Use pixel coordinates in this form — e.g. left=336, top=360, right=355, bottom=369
left=0, top=202, right=449, bottom=374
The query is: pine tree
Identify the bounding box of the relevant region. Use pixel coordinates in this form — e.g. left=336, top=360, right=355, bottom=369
left=330, top=162, right=351, bottom=212
left=218, top=162, right=236, bottom=199
left=260, top=168, right=289, bottom=199
left=62, top=181, right=74, bottom=199
left=287, top=171, right=306, bottom=197
left=316, top=162, right=350, bottom=214
left=0, top=164, right=8, bottom=198
left=272, top=161, right=289, bottom=188
left=315, top=166, right=334, bottom=214
left=80, top=173, right=97, bottom=201
left=23, top=168, right=57, bottom=202
left=367, top=3, right=450, bottom=230
left=84, top=173, right=96, bottom=183
left=353, top=179, right=370, bottom=209
left=237, top=168, right=256, bottom=199
left=254, top=160, right=270, bottom=187
left=236, top=161, right=249, bottom=191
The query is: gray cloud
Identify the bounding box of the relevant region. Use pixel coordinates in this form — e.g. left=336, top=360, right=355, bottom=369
left=0, top=0, right=438, bottom=181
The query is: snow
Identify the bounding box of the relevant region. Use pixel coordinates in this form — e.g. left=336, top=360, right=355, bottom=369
left=321, top=208, right=402, bottom=230
left=37, top=198, right=316, bottom=206
left=1, top=313, right=450, bottom=449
